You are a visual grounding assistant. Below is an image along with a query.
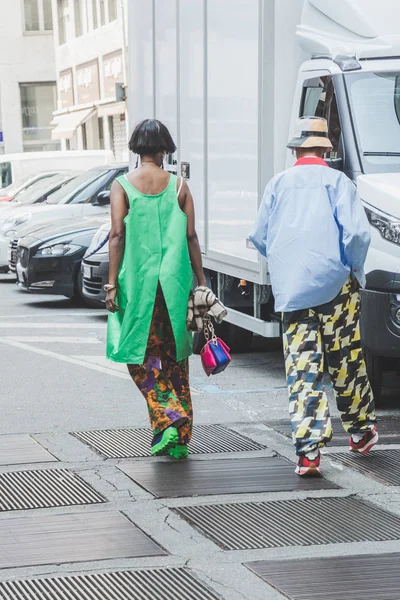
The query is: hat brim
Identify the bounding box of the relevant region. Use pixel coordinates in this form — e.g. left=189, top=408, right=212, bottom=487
left=287, top=136, right=333, bottom=150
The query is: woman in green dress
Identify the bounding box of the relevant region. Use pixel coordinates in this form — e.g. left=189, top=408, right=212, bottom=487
left=105, top=119, right=206, bottom=459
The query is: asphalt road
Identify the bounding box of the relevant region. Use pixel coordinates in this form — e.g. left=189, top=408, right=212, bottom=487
left=2, top=273, right=400, bottom=599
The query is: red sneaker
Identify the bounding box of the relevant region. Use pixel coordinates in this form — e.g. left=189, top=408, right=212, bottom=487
left=349, top=426, right=378, bottom=455
left=295, top=452, right=322, bottom=477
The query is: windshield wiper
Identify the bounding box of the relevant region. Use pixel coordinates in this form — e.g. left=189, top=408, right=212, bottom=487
left=364, top=152, right=400, bottom=156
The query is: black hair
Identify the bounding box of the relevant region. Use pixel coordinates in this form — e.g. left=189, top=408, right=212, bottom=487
left=128, top=119, right=177, bottom=156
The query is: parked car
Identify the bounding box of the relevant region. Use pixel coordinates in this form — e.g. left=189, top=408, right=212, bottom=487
left=0, top=172, right=80, bottom=211
left=12, top=215, right=109, bottom=302
left=0, top=164, right=128, bottom=271
left=0, top=150, right=114, bottom=189
left=81, top=222, right=110, bottom=306
left=0, top=171, right=71, bottom=203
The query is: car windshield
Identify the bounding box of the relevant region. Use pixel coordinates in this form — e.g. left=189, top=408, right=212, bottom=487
left=11, top=173, right=76, bottom=205
left=0, top=173, right=41, bottom=197
left=46, top=169, right=109, bottom=205
left=346, top=71, right=400, bottom=174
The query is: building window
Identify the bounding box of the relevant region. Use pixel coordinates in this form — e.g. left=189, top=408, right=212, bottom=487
left=20, top=83, right=59, bottom=151
left=98, top=117, right=105, bottom=149
left=99, top=0, right=106, bottom=26
left=43, top=0, right=53, bottom=29
left=81, top=122, right=88, bottom=149
left=92, top=0, right=98, bottom=28
left=74, top=0, right=83, bottom=36
left=24, top=0, right=53, bottom=32
left=57, top=0, right=69, bottom=44
left=108, top=0, right=117, bottom=21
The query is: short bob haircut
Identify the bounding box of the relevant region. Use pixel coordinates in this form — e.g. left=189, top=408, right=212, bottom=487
left=128, top=119, right=177, bottom=156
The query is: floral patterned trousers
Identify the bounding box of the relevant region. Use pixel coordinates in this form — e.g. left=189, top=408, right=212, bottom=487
left=127, top=286, right=193, bottom=444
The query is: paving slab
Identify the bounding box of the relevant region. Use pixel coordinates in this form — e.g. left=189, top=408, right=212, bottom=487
left=0, top=468, right=105, bottom=511
left=72, top=424, right=266, bottom=458
left=119, top=457, right=339, bottom=498
left=175, top=496, right=400, bottom=550
left=0, top=511, right=165, bottom=569
left=331, top=449, right=400, bottom=486
left=0, top=436, right=56, bottom=466
left=0, top=568, right=220, bottom=600
left=246, top=553, right=400, bottom=599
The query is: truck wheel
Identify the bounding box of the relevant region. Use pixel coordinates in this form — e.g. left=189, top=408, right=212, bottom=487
left=364, top=349, right=383, bottom=403
left=219, top=322, right=253, bottom=353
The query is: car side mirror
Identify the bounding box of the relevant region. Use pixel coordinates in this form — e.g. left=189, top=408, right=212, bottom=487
left=92, top=190, right=110, bottom=206
left=325, top=157, right=344, bottom=171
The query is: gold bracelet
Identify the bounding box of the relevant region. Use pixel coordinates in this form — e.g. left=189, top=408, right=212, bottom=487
left=104, top=284, right=117, bottom=291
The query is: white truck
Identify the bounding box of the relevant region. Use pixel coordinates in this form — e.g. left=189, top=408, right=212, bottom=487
left=128, top=0, right=400, bottom=400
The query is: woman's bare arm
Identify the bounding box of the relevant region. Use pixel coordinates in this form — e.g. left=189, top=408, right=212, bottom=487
left=181, top=182, right=206, bottom=287
left=106, top=180, right=128, bottom=312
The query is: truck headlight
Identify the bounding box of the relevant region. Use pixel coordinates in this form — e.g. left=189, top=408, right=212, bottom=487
left=365, top=206, right=400, bottom=245
left=35, top=243, right=82, bottom=257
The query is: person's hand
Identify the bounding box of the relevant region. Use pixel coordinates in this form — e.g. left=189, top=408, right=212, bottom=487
left=106, top=288, right=119, bottom=312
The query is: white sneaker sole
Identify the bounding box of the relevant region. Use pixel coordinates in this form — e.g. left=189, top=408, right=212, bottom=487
left=295, top=464, right=322, bottom=477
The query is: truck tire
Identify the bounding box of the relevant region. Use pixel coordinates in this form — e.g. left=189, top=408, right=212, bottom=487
left=364, top=349, right=383, bottom=403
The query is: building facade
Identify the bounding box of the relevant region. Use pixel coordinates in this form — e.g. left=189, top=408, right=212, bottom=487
left=51, top=0, right=128, bottom=161
left=0, top=0, right=58, bottom=154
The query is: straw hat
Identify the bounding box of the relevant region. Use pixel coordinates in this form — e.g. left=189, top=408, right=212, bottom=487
left=287, top=116, right=333, bottom=150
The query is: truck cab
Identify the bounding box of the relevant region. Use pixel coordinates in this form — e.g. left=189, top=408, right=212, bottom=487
left=292, top=0, right=400, bottom=398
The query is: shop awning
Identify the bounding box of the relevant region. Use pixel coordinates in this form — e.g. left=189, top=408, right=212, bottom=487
left=97, top=101, right=126, bottom=118
left=51, top=108, right=95, bottom=140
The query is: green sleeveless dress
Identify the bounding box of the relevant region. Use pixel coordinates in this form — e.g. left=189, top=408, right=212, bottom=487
left=106, top=173, right=193, bottom=364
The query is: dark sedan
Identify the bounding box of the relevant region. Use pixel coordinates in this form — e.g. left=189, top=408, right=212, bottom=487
left=81, top=222, right=110, bottom=306
left=14, top=215, right=109, bottom=302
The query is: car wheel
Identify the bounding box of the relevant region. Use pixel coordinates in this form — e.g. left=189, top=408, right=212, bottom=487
left=364, top=349, right=383, bottom=403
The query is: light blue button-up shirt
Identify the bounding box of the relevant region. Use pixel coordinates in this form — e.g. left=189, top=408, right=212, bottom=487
left=249, top=162, right=371, bottom=312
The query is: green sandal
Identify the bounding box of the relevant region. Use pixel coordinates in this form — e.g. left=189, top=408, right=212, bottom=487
left=168, top=444, right=189, bottom=460
left=151, top=427, right=179, bottom=456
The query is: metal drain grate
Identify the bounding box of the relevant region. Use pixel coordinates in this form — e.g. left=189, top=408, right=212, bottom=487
left=246, top=553, right=400, bottom=600
left=72, top=424, right=265, bottom=458
left=119, top=456, right=338, bottom=498
left=0, top=468, right=105, bottom=511
left=330, top=449, right=400, bottom=486
left=0, top=512, right=165, bottom=569
left=0, top=568, right=220, bottom=600
left=0, top=435, right=57, bottom=466
left=175, top=496, right=400, bottom=550
left=266, top=417, right=400, bottom=446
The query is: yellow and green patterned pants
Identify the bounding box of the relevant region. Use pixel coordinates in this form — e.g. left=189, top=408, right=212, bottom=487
left=282, top=277, right=376, bottom=455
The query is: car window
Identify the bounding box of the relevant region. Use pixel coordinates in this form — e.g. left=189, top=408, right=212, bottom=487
left=46, top=170, right=108, bottom=205
left=0, top=162, right=12, bottom=188
left=12, top=174, right=75, bottom=205
left=104, top=168, right=128, bottom=190
left=67, top=172, right=112, bottom=204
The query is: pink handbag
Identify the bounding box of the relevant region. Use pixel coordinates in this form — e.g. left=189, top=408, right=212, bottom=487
left=200, top=316, right=231, bottom=376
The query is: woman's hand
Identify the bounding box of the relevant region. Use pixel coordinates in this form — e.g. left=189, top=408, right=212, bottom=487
left=106, top=288, right=119, bottom=312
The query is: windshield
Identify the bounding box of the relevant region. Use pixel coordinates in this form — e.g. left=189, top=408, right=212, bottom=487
left=46, top=169, right=109, bottom=205
left=11, top=173, right=76, bottom=205
left=346, top=71, right=400, bottom=174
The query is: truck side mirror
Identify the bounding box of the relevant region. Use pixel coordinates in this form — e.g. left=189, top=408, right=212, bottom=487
left=325, top=157, right=343, bottom=171
left=92, top=190, right=110, bottom=206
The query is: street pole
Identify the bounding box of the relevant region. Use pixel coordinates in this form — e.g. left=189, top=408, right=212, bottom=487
left=120, top=0, right=129, bottom=140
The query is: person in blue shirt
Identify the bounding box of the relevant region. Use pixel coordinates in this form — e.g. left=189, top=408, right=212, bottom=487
left=250, top=116, right=378, bottom=477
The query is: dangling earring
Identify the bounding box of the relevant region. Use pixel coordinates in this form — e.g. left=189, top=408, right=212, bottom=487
left=135, top=156, right=139, bottom=169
